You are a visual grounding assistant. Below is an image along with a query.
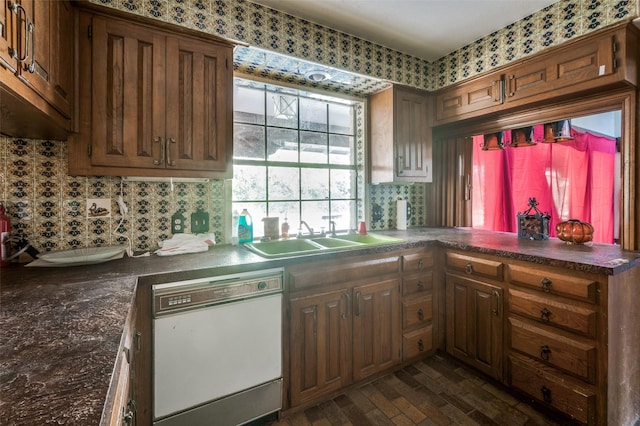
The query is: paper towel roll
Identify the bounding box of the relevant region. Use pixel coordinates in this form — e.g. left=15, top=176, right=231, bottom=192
left=396, top=199, right=407, bottom=230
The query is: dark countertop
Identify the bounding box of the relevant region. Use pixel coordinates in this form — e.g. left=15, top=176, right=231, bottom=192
left=1, top=227, right=639, bottom=425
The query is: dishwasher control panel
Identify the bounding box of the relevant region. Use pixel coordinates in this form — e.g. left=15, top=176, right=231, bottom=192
left=152, top=269, right=283, bottom=316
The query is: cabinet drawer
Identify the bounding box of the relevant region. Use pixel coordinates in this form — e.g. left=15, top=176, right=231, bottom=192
left=509, top=289, right=597, bottom=337
left=509, top=264, right=598, bottom=303
left=446, top=252, right=504, bottom=281
left=509, top=317, right=596, bottom=383
left=288, top=254, right=400, bottom=291
left=403, top=326, right=433, bottom=360
left=402, top=295, right=433, bottom=329
left=509, top=354, right=596, bottom=425
left=402, top=272, right=433, bottom=296
left=402, top=251, right=433, bottom=273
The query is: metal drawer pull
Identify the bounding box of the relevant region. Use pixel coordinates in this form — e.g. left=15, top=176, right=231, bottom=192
left=8, top=2, right=29, bottom=62
left=465, top=262, right=473, bottom=274
left=417, top=280, right=423, bottom=290
left=134, top=331, right=142, bottom=351
left=540, top=307, right=552, bottom=322
left=167, top=138, right=176, bottom=166
left=154, top=136, right=163, bottom=165
left=540, top=386, right=552, bottom=404
left=418, top=339, right=424, bottom=352
left=355, top=291, right=361, bottom=317
left=541, top=277, right=552, bottom=292
left=492, top=290, right=499, bottom=316
left=418, top=259, right=424, bottom=270
left=417, top=308, right=424, bottom=321
left=540, top=345, right=552, bottom=361
left=341, top=293, right=351, bottom=319
left=25, top=20, right=35, bottom=73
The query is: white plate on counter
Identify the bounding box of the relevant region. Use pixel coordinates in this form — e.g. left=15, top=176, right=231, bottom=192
left=37, top=246, right=126, bottom=265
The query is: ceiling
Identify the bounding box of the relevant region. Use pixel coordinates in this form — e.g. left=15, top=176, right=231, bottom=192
left=249, top=0, right=557, bottom=61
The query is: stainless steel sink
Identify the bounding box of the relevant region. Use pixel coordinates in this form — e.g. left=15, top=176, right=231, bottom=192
left=243, top=233, right=405, bottom=258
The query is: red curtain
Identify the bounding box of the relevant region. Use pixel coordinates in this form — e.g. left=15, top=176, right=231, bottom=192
left=472, top=127, right=616, bottom=243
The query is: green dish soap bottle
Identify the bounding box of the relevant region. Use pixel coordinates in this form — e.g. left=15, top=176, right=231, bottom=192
left=238, top=209, right=253, bottom=243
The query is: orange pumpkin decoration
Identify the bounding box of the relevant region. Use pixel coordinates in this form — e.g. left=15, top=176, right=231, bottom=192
left=555, top=219, right=594, bottom=244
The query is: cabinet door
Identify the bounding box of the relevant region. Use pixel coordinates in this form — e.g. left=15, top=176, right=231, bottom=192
left=352, top=278, right=401, bottom=381
left=395, top=88, right=432, bottom=181
left=0, top=0, right=17, bottom=72
left=504, top=34, right=614, bottom=104
left=446, top=273, right=503, bottom=381
left=289, top=290, right=352, bottom=407
left=435, top=75, right=502, bottom=123
left=165, top=36, right=232, bottom=174
left=15, top=0, right=72, bottom=119
left=90, top=16, right=166, bottom=169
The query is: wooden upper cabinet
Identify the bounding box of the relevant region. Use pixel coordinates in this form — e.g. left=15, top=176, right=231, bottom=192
left=165, top=36, right=231, bottom=172
left=89, top=16, right=166, bottom=169
left=0, top=0, right=74, bottom=139
left=432, top=22, right=638, bottom=126
left=503, top=26, right=630, bottom=105
left=435, top=74, right=503, bottom=124
left=370, top=85, right=433, bottom=183
left=69, top=6, right=234, bottom=178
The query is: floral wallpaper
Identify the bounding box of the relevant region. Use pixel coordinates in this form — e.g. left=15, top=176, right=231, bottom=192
left=90, top=0, right=637, bottom=92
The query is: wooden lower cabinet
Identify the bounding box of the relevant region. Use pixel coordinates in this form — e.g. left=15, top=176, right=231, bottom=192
left=506, top=261, right=605, bottom=425
left=401, top=250, right=436, bottom=361
left=352, top=279, right=401, bottom=381
left=509, top=353, right=596, bottom=425
left=286, top=253, right=402, bottom=408
left=445, top=272, right=504, bottom=381
left=289, top=289, right=352, bottom=407
left=283, top=247, right=639, bottom=425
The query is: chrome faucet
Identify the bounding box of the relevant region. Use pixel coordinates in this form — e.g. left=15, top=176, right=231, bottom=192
left=329, top=220, right=337, bottom=237
left=298, top=221, right=314, bottom=237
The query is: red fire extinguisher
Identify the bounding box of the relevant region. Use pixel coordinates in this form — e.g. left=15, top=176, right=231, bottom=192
left=0, top=203, right=11, bottom=267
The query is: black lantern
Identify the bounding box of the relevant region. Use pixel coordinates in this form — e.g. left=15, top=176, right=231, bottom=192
left=517, top=198, right=550, bottom=240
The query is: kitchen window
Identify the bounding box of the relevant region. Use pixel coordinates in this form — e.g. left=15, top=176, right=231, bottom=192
left=232, top=78, right=362, bottom=237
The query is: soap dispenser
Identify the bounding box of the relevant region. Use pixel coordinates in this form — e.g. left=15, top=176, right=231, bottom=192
left=237, top=209, right=253, bottom=243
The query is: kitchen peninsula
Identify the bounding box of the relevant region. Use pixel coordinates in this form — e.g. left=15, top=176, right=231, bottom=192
left=1, top=227, right=639, bottom=425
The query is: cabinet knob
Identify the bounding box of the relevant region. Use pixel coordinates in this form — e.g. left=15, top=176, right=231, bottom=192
left=417, top=308, right=424, bottom=321
left=540, top=386, right=552, bottom=404
left=465, top=262, right=473, bottom=274
left=416, top=280, right=423, bottom=290
left=540, top=345, right=552, bottom=361
left=418, top=339, right=424, bottom=352
left=540, top=307, right=552, bottom=322
left=417, top=259, right=424, bottom=270
left=540, top=277, right=552, bottom=292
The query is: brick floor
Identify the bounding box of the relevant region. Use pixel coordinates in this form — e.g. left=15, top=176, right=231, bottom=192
left=258, top=354, right=577, bottom=426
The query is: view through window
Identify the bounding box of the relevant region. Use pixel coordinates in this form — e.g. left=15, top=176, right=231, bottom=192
left=232, top=79, right=361, bottom=238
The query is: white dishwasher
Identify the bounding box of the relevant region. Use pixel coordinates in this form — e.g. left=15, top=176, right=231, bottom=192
left=152, top=268, right=283, bottom=426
